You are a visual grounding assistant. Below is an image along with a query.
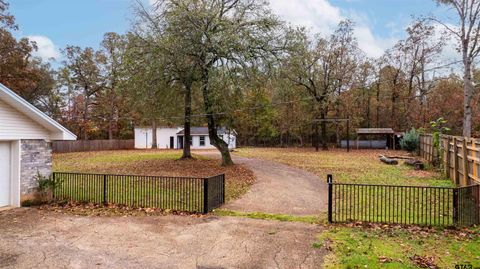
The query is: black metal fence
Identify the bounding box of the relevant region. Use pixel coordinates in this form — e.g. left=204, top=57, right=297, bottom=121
left=52, top=172, right=225, bottom=213
left=327, top=175, right=480, bottom=227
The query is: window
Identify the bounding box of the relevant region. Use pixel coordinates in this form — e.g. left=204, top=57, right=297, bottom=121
left=200, top=136, right=205, bottom=146
left=189, top=137, right=193, bottom=146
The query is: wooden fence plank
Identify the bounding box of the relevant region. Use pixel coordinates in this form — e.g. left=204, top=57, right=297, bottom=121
left=52, top=139, right=135, bottom=153
left=419, top=134, right=480, bottom=186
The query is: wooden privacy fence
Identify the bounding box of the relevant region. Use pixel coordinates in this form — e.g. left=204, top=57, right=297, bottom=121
left=419, top=134, right=480, bottom=186
left=52, top=172, right=225, bottom=213
left=52, top=139, right=134, bottom=153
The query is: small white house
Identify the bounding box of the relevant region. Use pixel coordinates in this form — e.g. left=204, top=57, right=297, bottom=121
left=135, top=126, right=236, bottom=150
left=0, top=84, right=77, bottom=207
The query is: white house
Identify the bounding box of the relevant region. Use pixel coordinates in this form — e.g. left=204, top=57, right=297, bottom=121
left=0, top=84, right=77, bottom=208
left=134, top=126, right=236, bottom=150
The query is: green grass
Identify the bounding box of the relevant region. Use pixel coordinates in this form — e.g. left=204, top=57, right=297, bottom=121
left=213, top=209, right=324, bottom=224
left=54, top=173, right=206, bottom=212
left=318, top=226, right=480, bottom=268
left=235, top=148, right=453, bottom=187
left=53, top=149, right=256, bottom=203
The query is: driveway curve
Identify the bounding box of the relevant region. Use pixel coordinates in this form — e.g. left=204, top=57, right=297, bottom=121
left=196, top=151, right=328, bottom=216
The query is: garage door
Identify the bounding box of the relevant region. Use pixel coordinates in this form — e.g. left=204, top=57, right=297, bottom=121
left=0, top=142, right=11, bottom=207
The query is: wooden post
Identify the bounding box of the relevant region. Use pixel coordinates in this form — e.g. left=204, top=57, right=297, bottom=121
left=473, top=139, right=479, bottom=183
left=462, top=138, right=469, bottom=186
left=445, top=136, right=451, bottom=178
left=453, top=137, right=459, bottom=185
left=393, top=134, right=396, bottom=150
left=346, top=118, right=350, bottom=152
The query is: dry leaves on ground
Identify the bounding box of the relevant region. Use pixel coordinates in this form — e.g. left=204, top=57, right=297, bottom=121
left=410, top=254, right=439, bottom=269
left=39, top=201, right=207, bottom=217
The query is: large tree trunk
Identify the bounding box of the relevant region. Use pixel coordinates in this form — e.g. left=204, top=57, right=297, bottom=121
left=320, top=110, right=328, bottom=150
left=201, top=71, right=234, bottom=166
left=108, top=120, right=113, bottom=140
left=82, top=93, right=89, bottom=140
left=376, top=80, right=380, bottom=128
left=151, top=120, right=157, bottom=149
left=181, top=82, right=193, bottom=159
left=463, top=55, right=473, bottom=137
left=108, top=98, right=115, bottom=140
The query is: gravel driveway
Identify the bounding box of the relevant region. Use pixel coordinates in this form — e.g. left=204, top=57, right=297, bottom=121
left=0, top=208, right=325, bottom=269
left=195, top=151, right=328, bottom=216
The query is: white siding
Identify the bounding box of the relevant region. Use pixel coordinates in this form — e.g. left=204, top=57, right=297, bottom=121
left=134, top=127, right=237, bottom=150
left=156, top=128, right=179, bottom=149
left=134, top=127, right=179, bottom=149
left=0, top=99, right=50, bottom=140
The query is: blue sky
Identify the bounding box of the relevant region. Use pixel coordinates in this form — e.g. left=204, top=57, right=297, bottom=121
left=9, top=0, right=454, bottom=63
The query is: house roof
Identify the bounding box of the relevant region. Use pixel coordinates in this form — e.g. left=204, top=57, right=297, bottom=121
left=356, top=128, right=395, bottom=135
left=0, top=83, right=77, bottom=140
left=177, top=127, right=231, bottom=135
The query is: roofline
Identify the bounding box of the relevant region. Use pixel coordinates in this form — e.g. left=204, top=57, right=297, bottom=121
left=0, top=83, right=77, bottom=140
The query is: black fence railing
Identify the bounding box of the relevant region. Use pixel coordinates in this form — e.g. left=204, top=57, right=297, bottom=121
left=52, top=172, right=225, bottom=213
left=327, top=175, right=480, bottom=227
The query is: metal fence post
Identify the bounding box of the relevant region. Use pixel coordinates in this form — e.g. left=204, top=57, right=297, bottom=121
left=203, top=178, right=209, bottom=214
left=327, top=174, right=333, bottom=223
left=222, top=174, right=226, bottom=204
left=103, top=174, right=107, bottom=205
left=453, top=188, right=459, bottom=226
left=52, top=172, right=56, bottom=200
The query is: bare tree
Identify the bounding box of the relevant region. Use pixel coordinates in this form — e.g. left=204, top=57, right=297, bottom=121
left=434, top=0, right=480, bottom=137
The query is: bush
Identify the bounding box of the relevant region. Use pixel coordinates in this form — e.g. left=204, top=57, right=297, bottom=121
left=400, top=128, right=420, bottom=152
left=34, top=172, right=62, bottom=204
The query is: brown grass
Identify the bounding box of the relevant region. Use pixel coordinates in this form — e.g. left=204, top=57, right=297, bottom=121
left=235, top=147, right=452, bottom=187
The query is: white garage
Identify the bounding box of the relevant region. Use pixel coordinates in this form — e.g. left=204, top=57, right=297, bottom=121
left=0, top=142, right=12, bottom=207
left=0, top=84, right=76, bottom=208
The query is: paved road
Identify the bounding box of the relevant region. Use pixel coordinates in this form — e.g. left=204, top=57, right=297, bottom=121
left=195, top=151, right=328, bottom=216
left=0, top=208, right=325, bottom=269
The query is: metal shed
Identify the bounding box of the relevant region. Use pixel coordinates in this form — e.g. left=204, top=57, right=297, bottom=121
left=356, top=128, right=396, bottom=150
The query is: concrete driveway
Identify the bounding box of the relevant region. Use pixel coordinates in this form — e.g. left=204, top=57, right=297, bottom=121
left=0, top=208, right=325, bottom=269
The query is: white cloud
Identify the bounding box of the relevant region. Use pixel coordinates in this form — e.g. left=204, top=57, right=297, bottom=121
left=269, top=0, right=397, bottom=58
left=27, top=35, right=61, bottom=61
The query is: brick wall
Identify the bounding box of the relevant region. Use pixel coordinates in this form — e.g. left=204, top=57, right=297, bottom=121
left=20, top=139, right=52, bottom=196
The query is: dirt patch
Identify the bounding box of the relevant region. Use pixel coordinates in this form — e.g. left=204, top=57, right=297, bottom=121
left=0, top=208, right=325, bottom=269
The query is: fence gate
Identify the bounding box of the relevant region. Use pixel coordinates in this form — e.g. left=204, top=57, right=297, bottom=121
left=327, top=175, right=480, bottom=227
left=457, top=185, right=480, bottom=226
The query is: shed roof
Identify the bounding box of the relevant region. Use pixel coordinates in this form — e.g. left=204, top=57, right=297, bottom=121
left=177, top=127, right=231, bottom=135
left=0, top=83, right=77, bottom=140
left=356, top=128, right=395, bottom=135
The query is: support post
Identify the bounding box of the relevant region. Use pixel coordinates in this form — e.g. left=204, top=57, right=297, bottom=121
left=203, top=178, right=209, bottom=214
left=453, top=188, right=459, bottom=225
left=453, top=137, right=459, bottom=185
left=327, top=174, right=333, bottom=223
left=222, top=174, right=226, bottom=204
left=103, top=174, right=107, bottom=205
left=462, top=138, right=469, bottom=186
left=346, top=118, right=350, bottom=152
left=445, top=136, right=451, bottom=178
left=52, top=172, right=56, bottom=200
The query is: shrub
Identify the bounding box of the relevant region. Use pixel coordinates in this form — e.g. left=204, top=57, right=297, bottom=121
left=400, top=128, right=420, bottom=152
left=34, top=172, right=62, bottom=204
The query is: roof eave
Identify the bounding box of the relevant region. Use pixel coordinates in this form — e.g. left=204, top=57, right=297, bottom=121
left=0, top=84, right=77, bottom=141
